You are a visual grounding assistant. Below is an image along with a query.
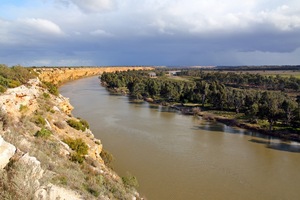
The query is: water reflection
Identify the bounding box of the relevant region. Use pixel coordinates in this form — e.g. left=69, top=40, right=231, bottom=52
left=196, top=119, right=300, bottom=153
left=249, top=138, right=300, bottom=153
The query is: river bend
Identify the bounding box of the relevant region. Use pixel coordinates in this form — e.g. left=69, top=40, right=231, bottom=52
left=60, top=76, right=300, bottom=200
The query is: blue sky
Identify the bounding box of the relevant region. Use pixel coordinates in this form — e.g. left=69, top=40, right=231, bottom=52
left=0, top=0, right=300, bottom=66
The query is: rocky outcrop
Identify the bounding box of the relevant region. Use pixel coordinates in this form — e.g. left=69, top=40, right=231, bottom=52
left=0, top=77, right=141, bottom=199
left=56, top=95, right=74, bottom=115
left=0, top=136, right=16, bottom=169
left=36, top=66, right=154, bottom=85
left=0, top=78, right=40, bottom=118
left=35, top=184, right=83, bottom=200
left=13, top=153, right=44, bottom=193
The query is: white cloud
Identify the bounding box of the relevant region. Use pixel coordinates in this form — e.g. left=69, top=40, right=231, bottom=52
left=144, top=1, right=300, bottom=34
left=259, top=5, right=300, bottom=31
left=0, top=17, right=65, bottom=48
left=70, top=0, right=116, bottom=13
left=90, top=29, right=113, bottom=37
left=19, top=18, right=64, bottom=35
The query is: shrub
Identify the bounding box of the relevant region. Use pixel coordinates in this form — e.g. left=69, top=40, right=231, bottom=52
left=8, top=80, right=21, bottom=88
left=79, top=118, right=89, bottom=129
left=32, top=115, right=46, bottom=126
left=122, top=172, right=139, bottom=188
left=42, top=81, right=59, bottom=96
left=19, top=104, right=28, bottom=112
left=63, top=138, right=89, bottom=163
left=0, top=65, right=37, bottom=88
left=0, top=85, right=7, bottom=93
left=43, top=92, right=50, bottom=99
left=84, top=183, right=101, bottom=197
left=35, top=128, right=52, bottom=138
left=70, top=152, right=85, bottom=164
left=100, top=149, right=114, bottom=169
left=67, top=119, right=89, bottom=131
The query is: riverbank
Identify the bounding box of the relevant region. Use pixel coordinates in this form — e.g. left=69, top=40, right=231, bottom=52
left=168, top=104, right=300, bottom=142
left=102, top=87, right=300, bottom=143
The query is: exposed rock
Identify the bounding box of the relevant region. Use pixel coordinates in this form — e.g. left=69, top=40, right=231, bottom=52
left=14, top=153, right=44, bottom=191
left=52, top=106, right=60, bottom=112
left=0, top=71, right=142, bottom=199
left=35, top=184, right=83, bottom=200
left=90, top=143, right=104, bottom=163
left=0, top=136, right=16, bottom=169
left=85, top=129, right=94, bottom=138
left=56, top=95, right=74, bottom=115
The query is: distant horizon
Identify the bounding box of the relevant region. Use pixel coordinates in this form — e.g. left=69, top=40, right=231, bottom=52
left=3, top=64, right=300, bottom=69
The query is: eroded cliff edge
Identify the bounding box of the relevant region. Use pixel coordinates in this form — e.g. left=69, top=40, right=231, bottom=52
left=0, top=67, right=151, bottom=199
left=36, top=66, right=154, bottom=85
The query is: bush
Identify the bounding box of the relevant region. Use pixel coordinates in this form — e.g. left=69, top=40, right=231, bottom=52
left=122, top=172, right=139, bottom=188
left=67, top=119, right=89, bottom=131
left=0, top=85, right=6, bottom=93
left=79, top=118, right=89, bottom=129
left=19, top=104, right=28, bottom=112
left=32, top=115, right=46, bottom=126
left=42, top=81, right=59, bottom=96
left=0, top=65, right=37, bottom=91
left=35, top=128, right=52, bottom=138
left=43, top=92, right=50, bottom=99
left=8, top=80, right=21, bottom=88
left=100, top=149, right=114, bottom=169
left=70, top=152, right=85, bottom=164
left=63, top=138, right=89, bottom=163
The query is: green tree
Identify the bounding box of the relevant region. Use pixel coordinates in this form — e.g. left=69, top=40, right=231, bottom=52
left=296, top=95, right=300, bottom=120
left=196, top=81, right=209, bottom=107
left=258, top=92, right=284, bottom=130
left=281, top=98, right=297, bottom=125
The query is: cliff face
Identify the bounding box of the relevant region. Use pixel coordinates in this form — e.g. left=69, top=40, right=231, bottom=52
left=0, top=77, right=142, bottom=199
left=36, top=66, right=154, bottom=85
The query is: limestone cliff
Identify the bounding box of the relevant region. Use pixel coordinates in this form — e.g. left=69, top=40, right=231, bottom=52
left=0, top=77, right=142, bottom=199
left=36, top=66, right=154, bottom=85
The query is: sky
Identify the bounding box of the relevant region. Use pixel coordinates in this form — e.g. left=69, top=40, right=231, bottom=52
left=0, top=0, right=300, bottom=66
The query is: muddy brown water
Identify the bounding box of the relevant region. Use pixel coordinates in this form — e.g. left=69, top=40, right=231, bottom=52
left=60, top=76, right=300, bottom=200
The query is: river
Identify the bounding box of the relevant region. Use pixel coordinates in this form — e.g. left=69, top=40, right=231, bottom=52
left=60, top=76, right=300, bottom=200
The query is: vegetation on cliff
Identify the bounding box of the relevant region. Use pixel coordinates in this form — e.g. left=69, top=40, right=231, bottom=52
left=0, top=66, right=141, bottom=199
left=0, top=64, right=37, bottom=92
left=101, top=69, right=300, bottom=141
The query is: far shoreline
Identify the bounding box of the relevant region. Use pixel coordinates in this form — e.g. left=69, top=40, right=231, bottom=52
left=57, top=71, right=300, bottom=144
left=104, top=85, right=300, bottom=143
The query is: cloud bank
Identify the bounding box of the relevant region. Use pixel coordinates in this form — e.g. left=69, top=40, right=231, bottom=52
left=0, top=0, right=299, bottom=66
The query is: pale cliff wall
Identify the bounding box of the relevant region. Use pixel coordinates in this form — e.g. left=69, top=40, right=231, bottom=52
left=36, top=66, right=154, bottom=85
left=0, top=78, right=142, bottom=199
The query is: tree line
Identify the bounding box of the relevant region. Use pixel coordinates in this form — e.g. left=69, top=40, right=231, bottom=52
left=101, top=70, right=300, bottom=131
left=179, top=70, right=300, bottom=91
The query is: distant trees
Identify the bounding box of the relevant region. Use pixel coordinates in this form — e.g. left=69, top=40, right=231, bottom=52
left=180, top=70, right=300, bottom=92
left=101, top=69, right=300, bottom=131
